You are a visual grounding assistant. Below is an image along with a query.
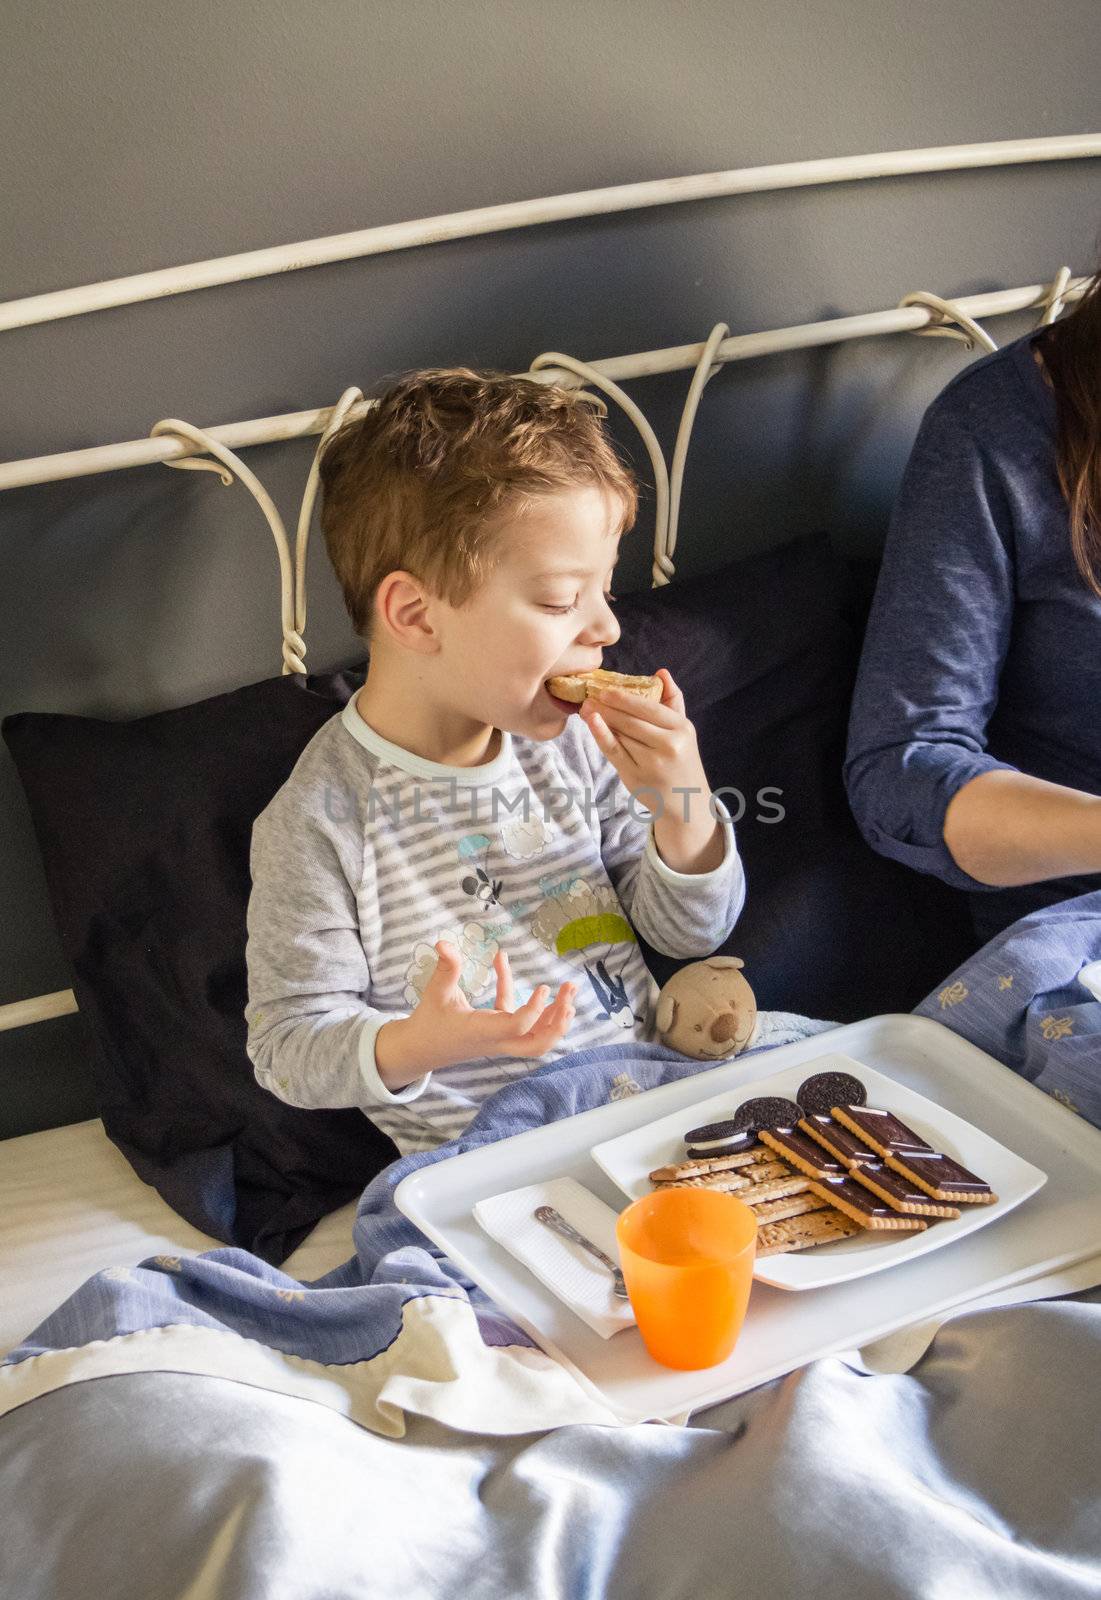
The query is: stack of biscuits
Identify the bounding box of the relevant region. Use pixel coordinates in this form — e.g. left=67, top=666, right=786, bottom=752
left=647, top=1071, right=996, bottom=1257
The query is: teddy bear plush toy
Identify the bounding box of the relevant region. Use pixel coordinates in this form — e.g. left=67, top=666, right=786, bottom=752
left=654, top=956, right=758, bottom=1061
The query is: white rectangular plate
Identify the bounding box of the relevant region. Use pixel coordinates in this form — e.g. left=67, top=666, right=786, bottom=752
left=393, top=1017, right=1101, bottom=1425
left=590, top=1052, right=1047, bottom=1289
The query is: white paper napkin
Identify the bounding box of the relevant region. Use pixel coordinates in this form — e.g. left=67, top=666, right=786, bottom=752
left=473, top=1177, right=637, bottom=1339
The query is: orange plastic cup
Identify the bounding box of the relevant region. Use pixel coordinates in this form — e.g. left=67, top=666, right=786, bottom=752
left=615, top=1187, right=758, bottom=1369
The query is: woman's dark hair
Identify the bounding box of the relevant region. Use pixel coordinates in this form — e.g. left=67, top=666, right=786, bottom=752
left=1035, top=246, right=1101, bottom=596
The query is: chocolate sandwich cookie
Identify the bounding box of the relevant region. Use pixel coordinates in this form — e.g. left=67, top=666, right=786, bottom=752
left=755, top=1210, right=863, bottom=1257
left=797, top=1113, right=878, bottom=1168
left=884, top=1150, right=997, bottom=1204
left=850, top=1161, right=961, bottom=1218
left=829, top=1106, right=935, bottom=1159
left=682, top=1119, right=757, bottom=1159
left=759, top=1127, right=846, bottom=1178
left=796, top=1070, right=867, bottom=1118
left=732, top=1097, right=804, bottom=1137
left=807, top=1175, right=928, bottom=1231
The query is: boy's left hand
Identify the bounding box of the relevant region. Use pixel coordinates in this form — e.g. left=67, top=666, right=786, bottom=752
left=579, top=668, right=710, bottom=812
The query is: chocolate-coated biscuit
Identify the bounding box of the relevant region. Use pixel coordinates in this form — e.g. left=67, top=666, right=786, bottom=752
left=884, top=1150, right=997, bottom=1203
left=798, top=1114, right=878, bottom=1168
left=759, top=1127, right=846, bottom=1178
left=830, top=1105, right=935, bottom=1159
left=807, top=1175, right=928, bottom=1231
left=849, top=1161, right=961, bottom=1218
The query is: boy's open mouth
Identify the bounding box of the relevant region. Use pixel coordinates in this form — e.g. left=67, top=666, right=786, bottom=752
left=544, top=684, right=579, bottom=715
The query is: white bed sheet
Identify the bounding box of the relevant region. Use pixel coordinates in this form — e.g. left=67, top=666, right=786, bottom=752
left=0, top=1119, right=358, bottom=1357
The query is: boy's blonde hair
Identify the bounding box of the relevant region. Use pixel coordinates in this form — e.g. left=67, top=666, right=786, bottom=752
left=318, top=367, right=639, bottom=639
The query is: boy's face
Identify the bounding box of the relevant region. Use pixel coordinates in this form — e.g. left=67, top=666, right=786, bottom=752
left=434, top=484, right=624, bottom=741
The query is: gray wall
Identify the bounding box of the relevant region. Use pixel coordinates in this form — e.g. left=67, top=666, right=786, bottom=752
left=2, top=0, right=1100, bottom=1138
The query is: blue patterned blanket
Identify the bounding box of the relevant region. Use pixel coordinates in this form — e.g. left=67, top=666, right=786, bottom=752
left=915, top=886, right=1101, bottom=1128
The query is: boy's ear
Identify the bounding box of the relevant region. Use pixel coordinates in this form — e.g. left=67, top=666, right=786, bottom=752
left=373, top=571, right=441, bottom=653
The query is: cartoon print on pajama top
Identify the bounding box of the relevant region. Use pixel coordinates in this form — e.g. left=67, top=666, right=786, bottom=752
left=400, top=809, right=645, bottom=1030
left=528, top=879, right=643, bottom=1029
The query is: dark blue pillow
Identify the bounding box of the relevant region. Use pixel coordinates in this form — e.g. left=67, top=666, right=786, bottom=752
left=3, top=669, right=396, bottom=1264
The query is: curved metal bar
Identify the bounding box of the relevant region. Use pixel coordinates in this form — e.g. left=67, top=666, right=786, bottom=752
left=1038, top=265, right=1073, bottom=326
left=527, top=351, right=671, bottom=587
left=150, top=418, right=304, bottom=673
left=3, top=134, right=1099, bottom=334
left=292, top=386, right=365, bottom=657
left=897, top=290, right=998, bottom=353
left=664, top=323, right=730, bottom=582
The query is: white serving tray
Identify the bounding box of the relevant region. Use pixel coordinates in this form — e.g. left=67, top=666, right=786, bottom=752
left=394, top=1016, right=1101, bottom=1425
left=591, top=1052, right=1047, bottom=1290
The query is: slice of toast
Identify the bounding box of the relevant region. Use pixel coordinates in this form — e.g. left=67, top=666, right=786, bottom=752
left=546, top=668, right=662, bottom=703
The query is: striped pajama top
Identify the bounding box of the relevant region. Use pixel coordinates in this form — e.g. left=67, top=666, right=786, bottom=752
left=245, top=694, right=745, bottom=1155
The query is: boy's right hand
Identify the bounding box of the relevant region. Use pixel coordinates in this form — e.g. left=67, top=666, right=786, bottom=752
left=374, top=941, right=576, bottom=1090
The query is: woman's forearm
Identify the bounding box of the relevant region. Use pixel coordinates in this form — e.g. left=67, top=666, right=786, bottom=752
left=943, top=768, right=1101, bottom=887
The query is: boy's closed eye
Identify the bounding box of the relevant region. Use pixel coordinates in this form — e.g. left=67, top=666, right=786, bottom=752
left=541, top=591, right=617, bottom=615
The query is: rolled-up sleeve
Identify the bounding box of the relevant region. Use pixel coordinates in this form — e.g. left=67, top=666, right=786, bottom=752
left=844, top=400, right=1020, bottom=892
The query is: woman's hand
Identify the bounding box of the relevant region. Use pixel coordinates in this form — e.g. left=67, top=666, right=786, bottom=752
left=375, top=943, right=576, bottom=1090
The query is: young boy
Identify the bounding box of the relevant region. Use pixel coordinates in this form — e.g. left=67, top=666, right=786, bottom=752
left=244, top=368, right=746, bottom=1155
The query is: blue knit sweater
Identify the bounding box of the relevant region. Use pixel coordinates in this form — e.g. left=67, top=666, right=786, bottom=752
left=845, top=329, right=1101, bottom=943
